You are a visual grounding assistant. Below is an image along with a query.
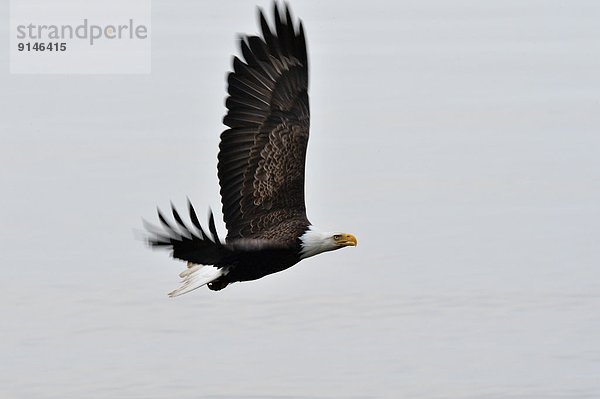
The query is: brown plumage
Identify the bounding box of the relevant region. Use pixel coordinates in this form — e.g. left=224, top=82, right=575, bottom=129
left=219, top=3, right=310, bottom=243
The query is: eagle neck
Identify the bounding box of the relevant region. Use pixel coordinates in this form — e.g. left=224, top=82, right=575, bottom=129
left=298, top=226, right=333, bottom=259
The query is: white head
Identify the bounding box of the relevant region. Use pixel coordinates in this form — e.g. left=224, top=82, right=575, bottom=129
left=299, top=226, right=358, bottom=259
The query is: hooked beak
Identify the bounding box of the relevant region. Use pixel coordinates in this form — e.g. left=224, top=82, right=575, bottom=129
left=339, top=233, right=357, bottom=247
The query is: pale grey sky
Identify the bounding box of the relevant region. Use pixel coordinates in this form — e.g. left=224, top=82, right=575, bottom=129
left=1, top=1, right=599, bottom=398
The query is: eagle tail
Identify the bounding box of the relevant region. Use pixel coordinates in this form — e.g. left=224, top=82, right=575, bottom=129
left=144, top=201, right=231, bottom=292
left=168, top=263, right=226, bottom=297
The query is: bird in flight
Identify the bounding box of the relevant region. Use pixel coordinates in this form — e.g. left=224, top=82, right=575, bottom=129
left=145, top=3, right=357, bottom=296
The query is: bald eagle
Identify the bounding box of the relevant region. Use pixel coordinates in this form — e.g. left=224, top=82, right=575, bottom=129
left=145, top=3, right=357, bottom=296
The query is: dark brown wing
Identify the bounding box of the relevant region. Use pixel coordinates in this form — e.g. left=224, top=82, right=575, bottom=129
left=218, top=4, right=310, bottom=241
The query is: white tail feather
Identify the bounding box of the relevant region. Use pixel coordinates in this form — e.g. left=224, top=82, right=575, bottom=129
left=168, top=263, right=225, bottom=297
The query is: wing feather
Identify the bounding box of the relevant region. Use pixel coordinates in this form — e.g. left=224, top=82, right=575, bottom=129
left=218, top=4, right=310, bottom=241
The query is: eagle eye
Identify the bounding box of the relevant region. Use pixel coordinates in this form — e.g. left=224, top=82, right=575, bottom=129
left=333, top=234, right=341, bottom=240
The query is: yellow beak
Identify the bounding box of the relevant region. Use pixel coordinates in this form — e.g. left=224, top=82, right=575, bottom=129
left=339, top=233, right=357, bottom=247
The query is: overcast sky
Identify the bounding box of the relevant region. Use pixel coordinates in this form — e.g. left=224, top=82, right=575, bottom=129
left=1, top=1, right=599, bottom=398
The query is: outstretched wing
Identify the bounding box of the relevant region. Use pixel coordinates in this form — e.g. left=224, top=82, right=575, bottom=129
left=218, top=3, right=310, bottom=241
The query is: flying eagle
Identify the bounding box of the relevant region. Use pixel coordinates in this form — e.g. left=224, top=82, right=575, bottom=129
left=145, top=3, right=357, bottom=296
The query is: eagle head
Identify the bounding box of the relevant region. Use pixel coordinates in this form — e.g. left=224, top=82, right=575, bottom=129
left=299, top=227, right=357, bottom=259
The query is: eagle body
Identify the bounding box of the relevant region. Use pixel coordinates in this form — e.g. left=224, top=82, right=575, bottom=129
left=210, top=246, right=302, bottom=290
left=192, top=220, right=309, bottom=291
left=145, top=3, right=356, bottom=296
